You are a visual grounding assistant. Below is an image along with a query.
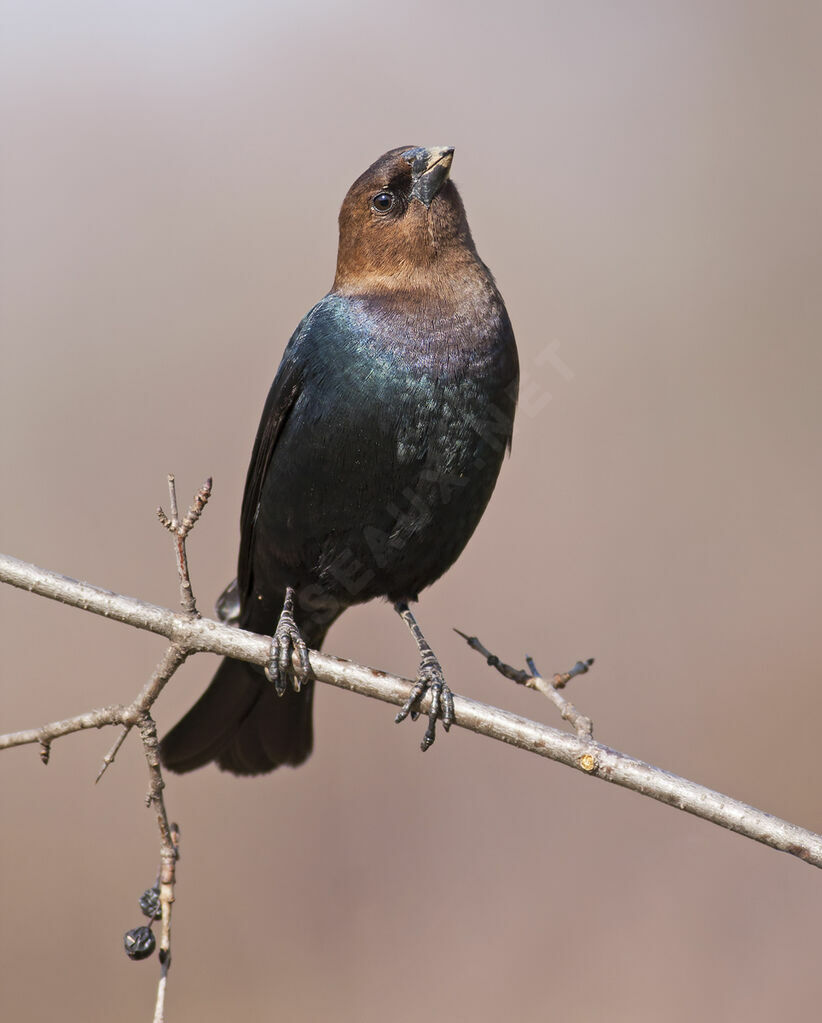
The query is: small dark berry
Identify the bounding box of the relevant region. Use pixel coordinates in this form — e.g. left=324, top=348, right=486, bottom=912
left=124, top=925, right=156, bottom=961
left=139, top=885, right=162, bottom=920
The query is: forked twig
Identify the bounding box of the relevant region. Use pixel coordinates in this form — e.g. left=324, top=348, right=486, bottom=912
left=455, top=628, right=595, bottom=737
left=1, top=476, right=210, bottom=1019
left=157, top=474, right=212, bottom=616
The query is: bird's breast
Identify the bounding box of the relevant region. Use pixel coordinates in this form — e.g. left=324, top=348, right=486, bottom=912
left=254, top=287, right=517, bottom=608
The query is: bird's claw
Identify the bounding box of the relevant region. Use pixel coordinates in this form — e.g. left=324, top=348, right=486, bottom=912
left=395, top=657, right=454, bottom=751
left=264, top=587, right=311, bottom=696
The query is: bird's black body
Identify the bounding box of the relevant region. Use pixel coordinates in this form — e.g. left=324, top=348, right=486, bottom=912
left=161, top=146, right=518, bottom=775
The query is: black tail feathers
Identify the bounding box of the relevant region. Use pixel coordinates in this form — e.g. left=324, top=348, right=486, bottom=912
left=160, top=656, right=314, bottom=776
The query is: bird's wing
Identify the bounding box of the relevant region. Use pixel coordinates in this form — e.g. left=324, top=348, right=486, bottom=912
left=236, top=344, right=304, bottom=609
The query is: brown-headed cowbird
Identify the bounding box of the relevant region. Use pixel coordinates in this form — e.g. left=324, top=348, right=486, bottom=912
left=160, top=146, right=519, bottom=775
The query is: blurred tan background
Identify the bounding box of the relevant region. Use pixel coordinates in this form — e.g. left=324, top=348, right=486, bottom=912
left=2, top=1, right=821, bottom=1019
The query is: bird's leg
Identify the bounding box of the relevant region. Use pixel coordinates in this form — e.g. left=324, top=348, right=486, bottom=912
left=393, top=600, right=454, bottom=751
left=264, top=586, right=312, bottom=696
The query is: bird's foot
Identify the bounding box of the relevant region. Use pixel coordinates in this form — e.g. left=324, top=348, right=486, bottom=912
left=264, top=587, right=311, bottom=696
left=395, top=652, right=454, bottom=752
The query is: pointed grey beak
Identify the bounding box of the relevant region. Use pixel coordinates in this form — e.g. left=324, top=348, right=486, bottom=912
left=403, top=146, right=455, bottom=207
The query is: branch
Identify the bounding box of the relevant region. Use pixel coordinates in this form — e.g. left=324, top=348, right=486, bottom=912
left=13, top=476, right=212, bottom=1020
left=157, top=473, right=211, bottom=615
left=454, top=628, right=595, bottom=737
left=2, top=550, right=822, bottom=870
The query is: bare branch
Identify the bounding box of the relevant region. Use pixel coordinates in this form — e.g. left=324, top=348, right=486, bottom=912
left=455, top=629, right=594, bottom=737
left=138, top=706, right=179, bottom=1022
left=3, top=480, right=208, bottom=1017
left=139, top=822, right=180, bottom=1023
left=92, top=644, right=190, bottom=782
left=136, top=643, right=190, bottom=717
left=0, top=703, right=134, bottom=752
left=2, top=548, right=822, bottom=869
left=157, top=474, right=212, bottom=615
left=96, top=727, right=131, bottom=783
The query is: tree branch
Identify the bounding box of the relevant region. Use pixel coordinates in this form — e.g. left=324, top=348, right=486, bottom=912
left=2, top=549, right=822, bottom=870
left=454, top=628, right=595, bottom=737
left=11, top=476, right=212, bottom=1019
left=157, top=474, right=211, bottom=616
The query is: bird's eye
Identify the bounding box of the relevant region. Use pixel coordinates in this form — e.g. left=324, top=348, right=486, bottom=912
left=371, top=191, right=395, bottom=214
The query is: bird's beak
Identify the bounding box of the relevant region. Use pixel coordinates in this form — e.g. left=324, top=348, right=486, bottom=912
left=403, top=146, right=455, bottom=207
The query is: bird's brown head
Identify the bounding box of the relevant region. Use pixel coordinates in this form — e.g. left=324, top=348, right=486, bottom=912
left=333, top=146, right=478, bottom=295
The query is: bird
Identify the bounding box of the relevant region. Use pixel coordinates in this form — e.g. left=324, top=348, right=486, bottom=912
left=160, top=145, right=519, bottom=775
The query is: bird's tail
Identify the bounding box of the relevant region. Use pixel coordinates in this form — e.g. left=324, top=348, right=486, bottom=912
left=160, top=656, right=317, bottom=775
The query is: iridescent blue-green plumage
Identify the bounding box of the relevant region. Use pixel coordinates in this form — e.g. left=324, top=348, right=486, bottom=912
left=161, top=146, right=518, bottom=775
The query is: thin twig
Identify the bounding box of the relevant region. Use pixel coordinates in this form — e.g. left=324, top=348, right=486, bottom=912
left=150, top=822, right=179, bottom=1023
left=2, top=549, right=822, bottom=870
left=157, top=474, right=212, bottom=616
left=1, top=704, right=136, bottom=752
left=93, top=642, right=189, bottom=781
left=455, top=628, right=595, bottom=737
left=527, top=656, right=594, bottom=738
left=95, top=727, right=132, bottom=783
left=138, top=705, right=179, bottom=1020
left=140, top=479, right=208, bottom=1015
